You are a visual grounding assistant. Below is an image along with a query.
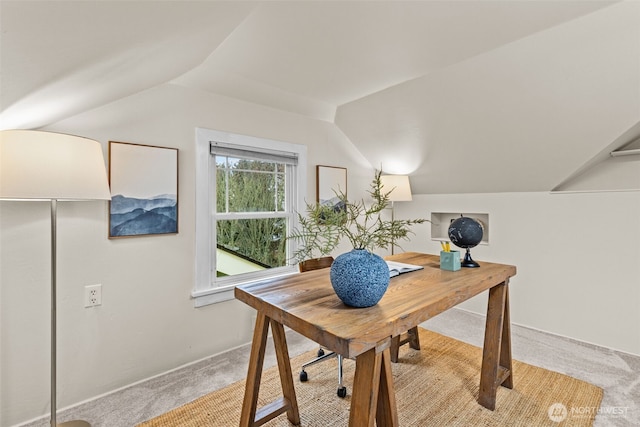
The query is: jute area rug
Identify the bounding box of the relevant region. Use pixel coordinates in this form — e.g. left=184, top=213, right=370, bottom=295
left=139, top=328, right=603, bottom=426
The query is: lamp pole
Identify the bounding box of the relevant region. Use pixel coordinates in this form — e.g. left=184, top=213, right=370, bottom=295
left=390, top=200, right=396, bottom=255
left=380, top=175, right=413, bottom=256
left=51, top=199, right=58, bottom=427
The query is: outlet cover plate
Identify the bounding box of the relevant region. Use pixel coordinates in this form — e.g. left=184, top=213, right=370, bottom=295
left=84, top=284, right=102, bottom=307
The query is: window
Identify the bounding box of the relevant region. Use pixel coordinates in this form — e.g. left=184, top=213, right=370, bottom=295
left=193, top=128, right=307, bottom=307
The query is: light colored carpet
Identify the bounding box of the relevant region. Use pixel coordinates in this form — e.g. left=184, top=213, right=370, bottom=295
left=138, top=328, right=603, bottom=426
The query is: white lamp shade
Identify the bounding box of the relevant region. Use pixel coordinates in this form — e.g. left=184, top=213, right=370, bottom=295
left=0, top=130, right=111, bottom=200
left=380, top=175, right=412, bottom=201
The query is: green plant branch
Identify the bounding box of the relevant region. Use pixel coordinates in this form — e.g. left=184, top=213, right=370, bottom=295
left=288, top=170, right=429, bottom=262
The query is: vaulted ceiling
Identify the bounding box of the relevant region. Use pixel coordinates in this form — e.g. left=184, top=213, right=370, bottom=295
left=1, top=1, right=638, bottom=194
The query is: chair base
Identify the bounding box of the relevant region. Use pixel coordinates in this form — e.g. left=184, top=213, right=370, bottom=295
left=299, top=351, right=347, bottom=398
left=298, top=326, right=421, bottom=398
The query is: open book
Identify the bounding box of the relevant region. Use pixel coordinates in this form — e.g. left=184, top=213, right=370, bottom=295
left=387, top=260, right=424, bottom=278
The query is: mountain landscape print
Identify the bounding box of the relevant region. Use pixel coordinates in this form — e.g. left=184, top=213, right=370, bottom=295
left=108, top=141, right=179, bottom=238
left=110, top=194, right=177, bottom=236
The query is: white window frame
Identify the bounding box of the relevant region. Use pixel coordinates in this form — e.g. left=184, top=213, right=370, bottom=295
left=193, top=128, right=307, bottom=307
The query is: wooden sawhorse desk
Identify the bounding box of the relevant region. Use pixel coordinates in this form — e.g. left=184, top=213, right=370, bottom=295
left=235, top=252, right=517, bottom=426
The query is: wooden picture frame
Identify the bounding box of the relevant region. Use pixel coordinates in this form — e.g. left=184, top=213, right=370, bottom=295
left=316, top=165, right=347, bottom=207
left=108, top=141, right=178, bottom=238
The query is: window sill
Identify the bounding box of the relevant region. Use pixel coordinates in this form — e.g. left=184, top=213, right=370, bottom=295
left=192, top=286, right=236, bottom=307
left=192, top=270, right=299, bottom=308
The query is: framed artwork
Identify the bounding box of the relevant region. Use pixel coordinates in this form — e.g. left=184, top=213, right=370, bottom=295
left=316, top=165, right=347, bottom=209
left=108, top=141, right=178, bottom=238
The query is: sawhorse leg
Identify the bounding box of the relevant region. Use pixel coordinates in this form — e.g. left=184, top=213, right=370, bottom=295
left=349, top=341, right=398, bottom=427
left=478, top=280, right=513, bottom=410
left=390, top=326, right=421, bottom=363
left=239, top=312, right=300, bottom=426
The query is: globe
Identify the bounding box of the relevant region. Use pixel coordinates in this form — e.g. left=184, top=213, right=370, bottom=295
left=448, top=216, right=484, bottom=267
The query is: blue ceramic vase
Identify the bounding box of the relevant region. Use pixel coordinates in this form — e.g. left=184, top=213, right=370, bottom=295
left=329, top=249, right=390, bottom=307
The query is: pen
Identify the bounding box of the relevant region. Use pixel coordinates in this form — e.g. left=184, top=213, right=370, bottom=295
left=445, top=242, right=450, bottom=252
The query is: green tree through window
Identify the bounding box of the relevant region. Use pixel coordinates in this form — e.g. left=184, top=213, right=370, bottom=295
left=216, top=156, right=287, bottom=271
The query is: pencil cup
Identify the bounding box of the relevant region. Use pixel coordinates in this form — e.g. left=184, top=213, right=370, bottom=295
left=440, top=251, right=461, bottom=271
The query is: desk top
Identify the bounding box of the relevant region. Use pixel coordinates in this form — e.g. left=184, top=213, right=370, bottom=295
left=235, top=252, right=516, bottom=359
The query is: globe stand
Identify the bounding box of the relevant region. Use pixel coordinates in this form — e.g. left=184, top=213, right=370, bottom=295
left=461, top=248, right=480, bottom=268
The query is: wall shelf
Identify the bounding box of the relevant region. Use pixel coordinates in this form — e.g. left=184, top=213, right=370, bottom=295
left=430, top=212, right=489, bottom=245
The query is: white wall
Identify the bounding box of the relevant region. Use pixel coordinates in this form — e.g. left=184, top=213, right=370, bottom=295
left=0, top=83, right=373, bottom=426
left=398, top=190, right=640, bottom=356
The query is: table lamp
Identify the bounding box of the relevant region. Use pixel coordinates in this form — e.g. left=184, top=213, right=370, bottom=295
left=0, top=130, right=111, bottom=427
left=380, top=174, right=412, bottom=254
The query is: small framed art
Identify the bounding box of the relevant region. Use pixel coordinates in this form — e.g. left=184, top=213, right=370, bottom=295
left=108, top=141, right=178, bottom=238
left=316, top=165, right=347, bottom=209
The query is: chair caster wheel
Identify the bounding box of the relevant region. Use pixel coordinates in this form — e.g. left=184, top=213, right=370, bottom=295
left=317, top=348, right=325, bottom=357
left=337, top=386, right=347, bottom=398
left=299, top=370, right=308, bottom=382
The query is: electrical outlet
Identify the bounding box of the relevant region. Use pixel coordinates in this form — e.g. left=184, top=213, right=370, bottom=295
left=84, top=284, right=102, bottom=307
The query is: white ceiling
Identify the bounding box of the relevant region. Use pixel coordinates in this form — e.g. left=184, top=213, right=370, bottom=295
left=1, top=0, right=638, bottom=193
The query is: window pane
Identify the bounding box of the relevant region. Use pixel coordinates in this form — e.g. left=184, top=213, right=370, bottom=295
left=216, top=218, right=287, bottom=276
left=230, top=170, right=276, bottom=212
left=216, top=166, right=228, bottom=213
left=216, top=157, right=285, bottom=213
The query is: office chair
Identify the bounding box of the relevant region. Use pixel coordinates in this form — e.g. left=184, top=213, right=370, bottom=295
left=297, top=257, right=420, bottom=398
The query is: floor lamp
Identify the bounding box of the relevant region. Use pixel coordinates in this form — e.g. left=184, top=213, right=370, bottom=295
left=379, top=174, right=413, bottom=255
left=0, top=130, right=111, bottom=427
